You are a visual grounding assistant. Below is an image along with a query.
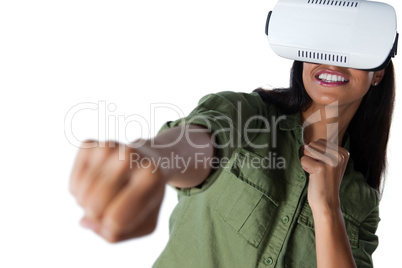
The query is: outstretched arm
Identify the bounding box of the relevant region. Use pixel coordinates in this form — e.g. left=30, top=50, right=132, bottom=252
left=69, top=124, right=214, bottom=243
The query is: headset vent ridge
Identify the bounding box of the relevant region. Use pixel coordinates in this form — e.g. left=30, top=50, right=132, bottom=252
left=307, top=0, right=359, bottom=8
left=298, top=50, right=348, bottom=63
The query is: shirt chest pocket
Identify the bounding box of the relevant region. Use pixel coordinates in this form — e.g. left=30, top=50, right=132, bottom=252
left=214, top=149, right=284, bottom=248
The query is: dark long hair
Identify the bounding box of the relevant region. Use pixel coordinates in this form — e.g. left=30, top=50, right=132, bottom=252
left=254, top=61, right=395, bottom=191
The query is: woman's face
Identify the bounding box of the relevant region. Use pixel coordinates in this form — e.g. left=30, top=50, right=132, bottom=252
left=302, top=63, right=383, bottom=109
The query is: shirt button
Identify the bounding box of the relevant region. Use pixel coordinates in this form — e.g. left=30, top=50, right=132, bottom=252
left=299, top=174, right=306, bottom=181
left=264, top=257, right=273, bottom=265
left=282, top=216, right=289, bottom=224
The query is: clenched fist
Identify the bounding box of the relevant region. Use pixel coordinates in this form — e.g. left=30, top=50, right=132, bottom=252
left=69, top=140, right=166, bottom=243
left=301, top=139, right=350, bottom=212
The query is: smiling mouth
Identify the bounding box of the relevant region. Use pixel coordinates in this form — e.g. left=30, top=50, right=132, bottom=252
left=317, top=73, right=349, bottom=83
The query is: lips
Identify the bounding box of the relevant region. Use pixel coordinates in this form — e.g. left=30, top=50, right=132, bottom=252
left=315, top=70, right=350, bottom=87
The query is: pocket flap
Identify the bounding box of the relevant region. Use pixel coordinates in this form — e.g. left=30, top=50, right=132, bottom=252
left=230, top=149, right=285, bottom=206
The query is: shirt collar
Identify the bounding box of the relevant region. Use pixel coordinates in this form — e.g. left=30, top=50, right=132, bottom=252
left=278, top=111, right=302, bottom=131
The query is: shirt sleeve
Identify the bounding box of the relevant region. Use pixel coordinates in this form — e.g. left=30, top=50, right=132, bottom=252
left=352, top=205, right=380, bottom=268
left=157, top=91, right=268, bottom=195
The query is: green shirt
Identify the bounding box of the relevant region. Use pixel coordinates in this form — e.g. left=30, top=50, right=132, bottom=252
left=154, top=91, right=380, bottom=268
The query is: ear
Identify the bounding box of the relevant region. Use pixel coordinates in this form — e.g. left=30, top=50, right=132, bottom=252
left=372, top=69, right=385, bottom=86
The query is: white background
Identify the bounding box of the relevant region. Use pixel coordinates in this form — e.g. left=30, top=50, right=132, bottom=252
left=0, top=0, right=400, bottom=267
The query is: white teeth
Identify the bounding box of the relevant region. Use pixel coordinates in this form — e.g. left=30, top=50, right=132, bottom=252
left=318, top=73, right=348, bottom=82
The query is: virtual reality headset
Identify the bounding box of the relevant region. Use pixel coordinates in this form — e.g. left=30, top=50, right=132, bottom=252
left=265, top=0, right=398, bottom=71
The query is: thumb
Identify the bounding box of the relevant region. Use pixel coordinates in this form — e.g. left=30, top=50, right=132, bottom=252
left=300, top=155, right=322, bottom=175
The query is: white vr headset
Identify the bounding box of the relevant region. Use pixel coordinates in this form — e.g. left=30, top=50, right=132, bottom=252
left=266, top=0, right=398, bottom=70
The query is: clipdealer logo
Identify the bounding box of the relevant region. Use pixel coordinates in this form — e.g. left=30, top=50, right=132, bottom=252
left=64, top=100, right=340, bottom=168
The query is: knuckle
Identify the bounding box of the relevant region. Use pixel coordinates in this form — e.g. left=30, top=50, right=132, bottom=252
left=99, top=140, right=120, bottom=151
left=107, top=236, right=119, bottom=243
left=103, top=229, right=120, bottom=243
left=106, top=231, right=120, bottom=243
left=105, top=214, right=124, bottom=232
left=336, top=151, right=349, bottom=165
left=328, top=156, right=339, bottom=167
left=338, top=147, right=347, bottom=155
left=102, top=219, right=124, bottom=243
left=105, top=144, right=128, bottom=163
left=343, top=150, right=350, bottom=161
left=80, top=139, right=98, bottom=149
left=336, top=153, right=344, bottom=164
left=337, top=146, right=348, bottom=155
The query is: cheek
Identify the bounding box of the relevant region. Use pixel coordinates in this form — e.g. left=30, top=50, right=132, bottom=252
left=302, top=64, right=315, bottom=87
left=302, top=72, right=309, bottom=88
left=353, top=71, right=373, bottom=87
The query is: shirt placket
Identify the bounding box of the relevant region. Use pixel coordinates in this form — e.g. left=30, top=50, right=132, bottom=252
left=259, top=125, right=307, bottom=267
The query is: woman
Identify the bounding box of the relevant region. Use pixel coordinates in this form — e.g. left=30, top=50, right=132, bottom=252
left=69, top=59, right=395, bottom=267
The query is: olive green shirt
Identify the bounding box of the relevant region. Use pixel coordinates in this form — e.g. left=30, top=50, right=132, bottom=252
left=154, top=91, right=380, bottom=268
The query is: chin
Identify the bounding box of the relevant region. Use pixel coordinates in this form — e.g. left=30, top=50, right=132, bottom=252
left=309, top=93, right=341, bottom=107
